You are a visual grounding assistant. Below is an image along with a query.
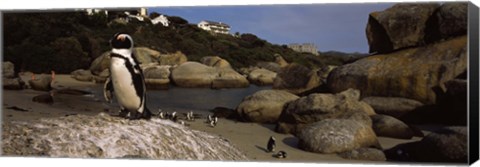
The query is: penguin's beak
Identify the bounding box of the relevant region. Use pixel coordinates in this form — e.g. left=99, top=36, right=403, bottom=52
left=117, top=34, right=126, bottom=42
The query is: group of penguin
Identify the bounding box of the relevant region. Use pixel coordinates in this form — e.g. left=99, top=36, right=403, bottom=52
left=104, top=33, right=286, bottom=159
left=156, top=109, right=219, bottom=127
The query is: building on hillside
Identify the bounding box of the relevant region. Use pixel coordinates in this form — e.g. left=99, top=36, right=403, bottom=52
left=84, top=8, right=148, bottom=22
left=151, top=14, right=170, bottom=27
left=197, top=20, right=231, bottom=35
left=288, top=43, right=319, bottom=55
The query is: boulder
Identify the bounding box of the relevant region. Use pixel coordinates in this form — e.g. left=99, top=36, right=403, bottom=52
left=200, top=56, right=231, bottom=68
left=432, top=79, right=467, bottom=125
left=273, top=64, right=322, bottom=95
left=426, top=2, right=468, bottom=42
left=3, top=78, right=25, bottom=90
left=90, top=47, right=165, bottom=75
left=236, top=90, right=299, bottom=123
left=171, top=62, right=216, bottom=88
left=89, top=51, right=112, bottom=75
left=298, top=119, right=381, bottom=154
left=212, top=68, right=249, bottom=89
left=385, top=126, right=467, bottom=163
left=1, top=113, right=248, bottom=160
left=171, top=62, right=248, bottom=89
left=366, top=3, right=440, bottom=53
left=143, top=65, right=171, bottom=89
left=3, top=61, right=15, bottom=78
left=3, top=62, right=25, bottom=90
left=247, top=68, right=277, bottom=86
left=256, top=62, right=281, bottom=73
left=28, top=75, right=53, bottom=91
left=276, top=89, right=375, bottom=135
left=338, top=148, right=386, bottom=161
left=371, top=114, right=416, bottom=139
left=361, top=96, right=424, bottom=118
left=274, top=54, right=288, bottom=67
left=157, top=51, right=188, bottom=66
left=71, top=69, right=94, bottom=82
left=328, top=35, right=467, bottom=105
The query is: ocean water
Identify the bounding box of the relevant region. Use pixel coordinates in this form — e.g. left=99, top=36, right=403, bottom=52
left=94, top=84, right=271, bottom=115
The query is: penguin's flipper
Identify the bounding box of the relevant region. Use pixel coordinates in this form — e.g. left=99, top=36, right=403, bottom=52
left=103, top=77, right=114, bottom=103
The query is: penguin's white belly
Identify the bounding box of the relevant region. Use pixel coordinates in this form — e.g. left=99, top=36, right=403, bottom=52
left=111, top=59, right=141, bottom=111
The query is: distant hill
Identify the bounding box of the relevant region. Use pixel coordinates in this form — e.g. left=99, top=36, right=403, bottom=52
left=4, top=11, right=366, bottom=74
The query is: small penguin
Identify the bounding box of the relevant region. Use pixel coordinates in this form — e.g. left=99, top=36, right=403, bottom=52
left=206, top=114, right=213, bottom=123
left=187, top=111, right=195, bottom=121
left=274, top=151, right=287, bottom=159
left=103, top=33, right=152, bottom=120
left=171, top=111, right=178, bottom=122
left=210, top=116, right=218, bottom=127
left=267, top=136, right=276, bottom=152
left=159, top=111, right=166, bottom=119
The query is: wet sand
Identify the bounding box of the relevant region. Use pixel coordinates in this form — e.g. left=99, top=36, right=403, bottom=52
left=2, top=74, right=426, bottom=164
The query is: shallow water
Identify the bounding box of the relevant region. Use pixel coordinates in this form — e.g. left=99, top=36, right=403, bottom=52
left=92, top=84, right=271, bottom=114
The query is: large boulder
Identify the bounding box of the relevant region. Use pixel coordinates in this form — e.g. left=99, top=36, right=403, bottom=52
left=3, top=78, right=25, bottom=90
left=384, top=126, right=467, bottom=163
left=157, top=51, right=188, bottom=66
left=276, top=89, right=375, bottom=135
left=371, top=114, right=416, bottom=139
left=338, top=148, right=386, bottom=161
left=431, top=79, right=467, bottom=125
left=366, top=3, right=440, bottom=53
left=3, top=61, right=15, bottom=78
left=171, top=62, right=248, bottom=89
left=200, top=56, right=231, bottom=68
left=2, top=113, right=248, bottom=160
left=211, top=68, right=249, bottom=89
left=247, top=68, right=277, bottom=86
left=3, top=61, right=25, bottom=90
left=298, top=119, right=381, bottom=154
left=256, top=62, right=281, bottom=73
left=236, top=90, right=299, bottom=123
left=274, top=54, right=289, bottom=67
left=90, top=47, right=165, bottom=75
left=143, top=65, right=171, bottom=89
left=328, top=35, right=467, bottom=105
left=28, top=75, right=53, bottom=91
left=361, top=96, right=424, bottom=118
left=273, top=64, right=322, bottom=95
left=426, top=2, right=468, bottom=42
left=71, top=69, right=94, bottom=82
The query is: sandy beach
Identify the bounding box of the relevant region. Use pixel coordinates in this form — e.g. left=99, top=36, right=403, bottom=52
left=2, top=74, right=426, bottom=164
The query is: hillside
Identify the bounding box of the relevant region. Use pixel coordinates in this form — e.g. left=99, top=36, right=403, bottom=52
left=3, top=11, right=364, bottom=74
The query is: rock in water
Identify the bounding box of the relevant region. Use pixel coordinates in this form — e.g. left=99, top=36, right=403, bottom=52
left=200, top=56, right=231, bottom=68
left=29, top=75, right=53, bottom=91
left=32, top=93, right=54, bottom=105
left=247, top=69, right=277, bottom=86
left=171, top=62, right=248, bottom=89
left=1, top=113, right=247, bottom=160
left=298, top=119, right=380, bottom=154
left=236, top=90, right=299, bottom=123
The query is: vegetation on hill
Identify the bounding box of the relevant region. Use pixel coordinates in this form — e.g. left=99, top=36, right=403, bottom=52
left=4, top=11, right=366, bottom=74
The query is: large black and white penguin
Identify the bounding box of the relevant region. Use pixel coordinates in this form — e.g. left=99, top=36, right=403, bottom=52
left=104, top=33, right=152, bottom=120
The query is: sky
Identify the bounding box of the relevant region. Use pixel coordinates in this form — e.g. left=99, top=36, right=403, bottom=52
left=149, top=3, right=394, bottom=53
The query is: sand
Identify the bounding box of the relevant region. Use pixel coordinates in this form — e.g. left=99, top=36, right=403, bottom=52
left=1, top=74, right=426, bottom=164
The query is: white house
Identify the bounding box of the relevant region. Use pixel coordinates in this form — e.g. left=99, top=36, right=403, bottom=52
left=151, top=15, right=170, bottom=27
left=288, top=43, right=319, bottom=56
left=197, top=20, right=231, bottom=35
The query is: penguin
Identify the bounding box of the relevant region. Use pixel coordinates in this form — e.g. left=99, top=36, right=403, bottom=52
left=171, top=111, right=178, bottom=122
left=158, top=110, right=166, bottom=119
left=274, top=151, right=287, bottom=159
left=209, top=116, right=218, bottom=127
left=267, top=136, right=276, bottom=152
left=103, top=33, right=152, bottom=120
left=206, top=114, right=213, bottom=123
left=186, top=111, right=194, bottom=121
